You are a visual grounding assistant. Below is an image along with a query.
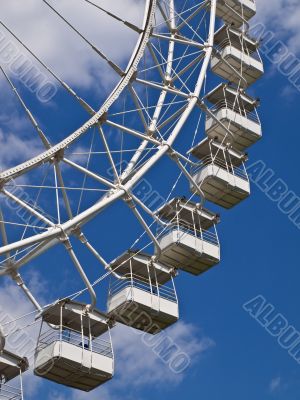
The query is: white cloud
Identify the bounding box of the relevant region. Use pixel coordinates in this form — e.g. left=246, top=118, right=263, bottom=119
left=0, top=271, right=216, bottom=400
left=111, top=322, right=211, bottom=387
left=0, top=0, right=147, bottom=171
left=0, top=5, right=216, bottom=397
left=256, top=0, right=300, bottom=54
left=0, top=127, right=42, bottom=171
left=0, top=0, right=145, bottom=92
left=66, top=321, right=215, bottom=400
left=269, top=376, right=281, bottom=393
left=0, top=273, right=47, bottom=397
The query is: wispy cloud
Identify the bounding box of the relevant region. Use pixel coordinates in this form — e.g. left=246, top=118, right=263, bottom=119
left=47, top=321, right=215, bottom=400
left=0, top=127, right=42, bottom=171
left=0, top=273, right=47, bottom=397
left=0, top=272, right=216, bottom=400
left=0, top=0, right=145, bottom=91
left=256, top=0, right=300, bottom=53
left=269, top=376, right=281, bottom=393
left=0, top=0, right=147, bottom=172
left=110, top=322, right=214, bottom=388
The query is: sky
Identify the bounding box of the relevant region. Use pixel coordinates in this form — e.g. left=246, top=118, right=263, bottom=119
left=1, top=0, right=300, bottom=399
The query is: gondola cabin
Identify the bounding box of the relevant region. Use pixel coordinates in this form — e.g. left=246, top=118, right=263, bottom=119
left=107, top=251, right=178, bottom=334
left=216, top=0, right=256, bottom=28
left=205, top=83, right=262, bottom=151
left=34, top=300, right=114, bottom=392
left=211, top=25, right=263, bottom=87
left=189, top=138, right=250, bottom=208
left=0, top=350, right=28, bottom=400
left=156, top=198, right=221, bottom=275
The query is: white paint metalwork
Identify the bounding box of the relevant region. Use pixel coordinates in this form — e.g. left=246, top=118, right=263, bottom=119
left=34, top=300, right=113, bottom=391
left=0, top=0, right=218, bottom=271
left=205, top=83, right=262, bottom=151
left=189, top=138, right=250, bottom=209
left=211, top=25, right=264, bottom=87
left=0, top=0, right=264, bottom=392
left=216, top=0, right=256, bottom=28
left=156, top=198, right=220, bottom=274
left=107, top=270, right=179, bottom=334
left=0, top=350, right=28, bottom=400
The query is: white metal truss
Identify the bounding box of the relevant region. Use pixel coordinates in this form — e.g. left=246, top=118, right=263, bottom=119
left=0, top=2, right=264, bottom=389
left=0, top=0, right=217, bottom=275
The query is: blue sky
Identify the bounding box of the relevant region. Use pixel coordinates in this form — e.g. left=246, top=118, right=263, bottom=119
left=1, top=0, right=300, bottom=399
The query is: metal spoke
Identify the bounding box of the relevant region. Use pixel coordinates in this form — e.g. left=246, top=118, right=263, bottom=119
left=0, top=207, right=11, bottom=260
left=0, top=19, right=94, bottom=114
left=2, top=189, right=55, bottom=228
left=151, top=32, right=205, bottom=49
left=82, top=0, right=142, bottom=33
left=0, top=1, right=249, bottom=355
left=98, top=125, right=120, bottom=184
left=0, top=65, right=51, bottom=149
left=63, top=158, right=116, bottom=190
left=135, top=77, right=190, bottom=99
left=41, top=0, right=124, bottom=76
left=105, top=120, right=161, bottom=145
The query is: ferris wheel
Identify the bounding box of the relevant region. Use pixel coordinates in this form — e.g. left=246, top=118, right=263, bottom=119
left=0, top=0, right=263, bottom=397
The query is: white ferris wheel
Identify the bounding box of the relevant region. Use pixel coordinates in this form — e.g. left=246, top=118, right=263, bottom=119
left=0, top=0, right=263, bottom=397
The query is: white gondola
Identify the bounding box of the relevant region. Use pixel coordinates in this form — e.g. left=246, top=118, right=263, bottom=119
left=188, top=138, right=250, bottom=208
left=107, top=251, right=179, bottom=334
left=216, top=0, right=256, bottom=28
left=155, top=198, right=220, bottom=275
left=34, top=300, right=114, bottom=392
left=0, top=351, right=28, bottom=400
left=205, top=83, right=262, bottom=151
left=211, top=25, right=263, bottom=87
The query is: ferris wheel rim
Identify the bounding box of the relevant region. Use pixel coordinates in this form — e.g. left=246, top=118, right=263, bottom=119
left=0, top=3, right=265, bottom=394
left=0, top=0, right=218, bottom=271
left=0, top=0, right=156, bottom=183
